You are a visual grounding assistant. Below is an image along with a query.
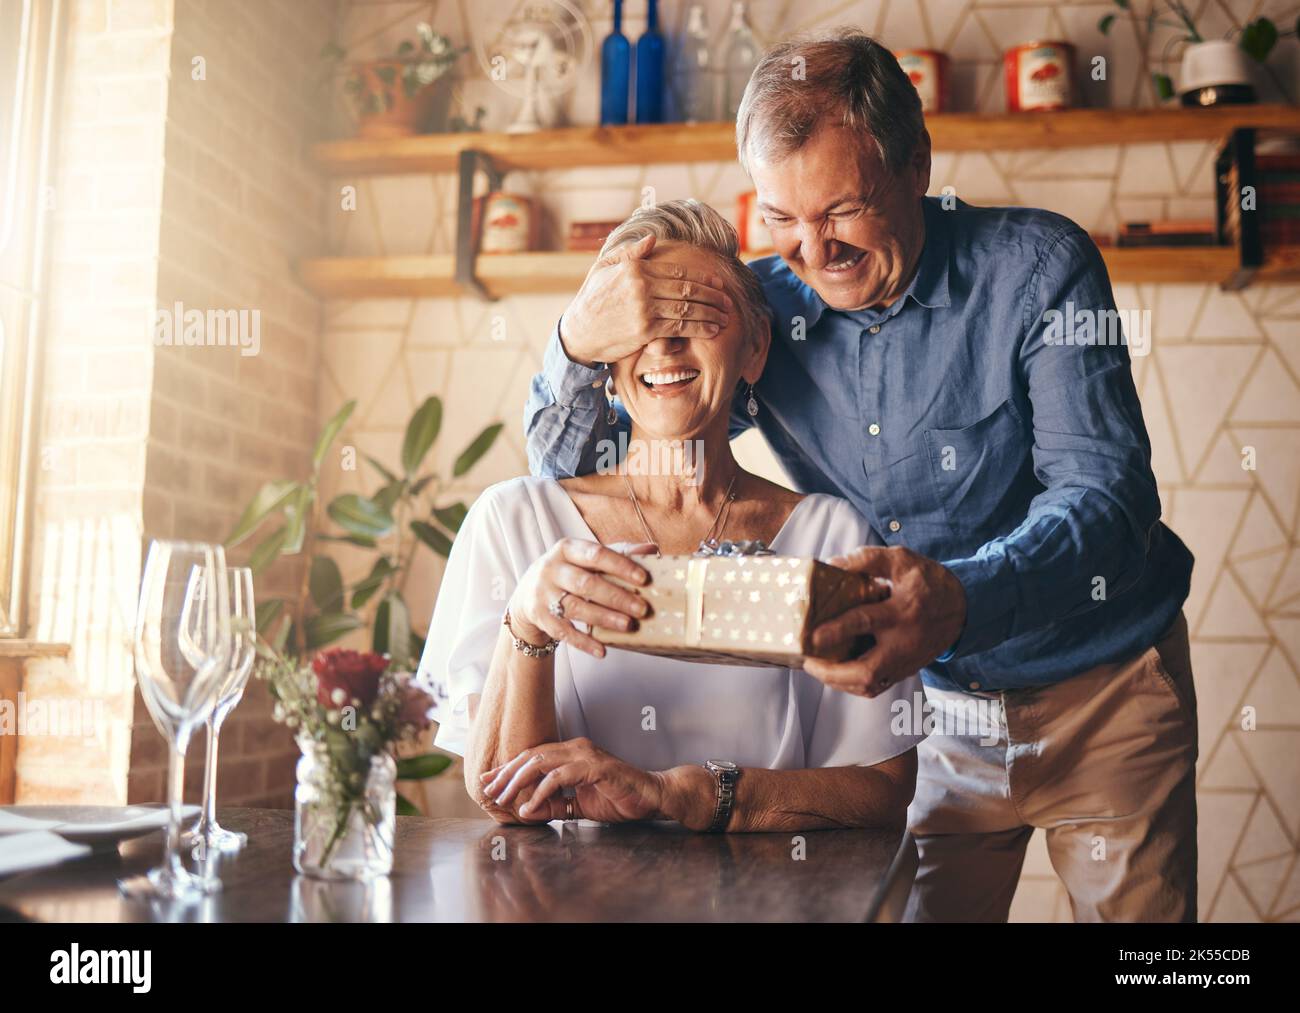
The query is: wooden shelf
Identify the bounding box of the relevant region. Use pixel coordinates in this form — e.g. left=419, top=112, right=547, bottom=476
left=311, top=105, right=1300, bottom=176
left=313, top=123, right=733, bottom=175
left=0, top=640, right=70, bottom=659
left=300, top=246, right=1300, bottom=300
left=1252, top=244, right=1300, bottom=281
left=299, top=252, right=599, bottom=300
left=1098, top=246, right=1240, bottom=284
left=929, top=103, right=1300, bottom=151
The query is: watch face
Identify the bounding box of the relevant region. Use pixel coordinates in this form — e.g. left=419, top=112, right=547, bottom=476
left=708, top=759, right=738, bottom=772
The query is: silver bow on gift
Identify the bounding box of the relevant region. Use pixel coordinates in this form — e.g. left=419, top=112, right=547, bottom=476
left=694, top=538, right=776, bottom=557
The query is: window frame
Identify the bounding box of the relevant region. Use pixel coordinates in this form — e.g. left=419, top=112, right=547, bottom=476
left=0, top=0, right=63, bottom=637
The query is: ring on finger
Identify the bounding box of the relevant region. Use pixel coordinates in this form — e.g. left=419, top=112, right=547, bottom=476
left=548, top=592, right=572, bottom=619
left=564, top=795, right=576, bottom=821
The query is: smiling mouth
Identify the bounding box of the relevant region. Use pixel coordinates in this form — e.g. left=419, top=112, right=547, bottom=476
left=823, top=249, right=866, bottom=274
left=639, top=367, right=701, bottom=394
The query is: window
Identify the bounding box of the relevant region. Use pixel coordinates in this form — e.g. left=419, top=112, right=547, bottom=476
left=0, top=0, right=62, bottom=636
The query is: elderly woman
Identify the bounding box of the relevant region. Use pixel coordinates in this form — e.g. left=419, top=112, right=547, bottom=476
left=418, top=199, right=924, bottom=832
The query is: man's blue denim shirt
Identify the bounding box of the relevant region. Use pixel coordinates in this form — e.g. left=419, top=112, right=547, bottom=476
left=524, top=196, right=1194, bottom=692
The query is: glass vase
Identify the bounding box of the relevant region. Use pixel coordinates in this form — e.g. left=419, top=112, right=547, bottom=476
left=293, top=741, right=396, bottom=881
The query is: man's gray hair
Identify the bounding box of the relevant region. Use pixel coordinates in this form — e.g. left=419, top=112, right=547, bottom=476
left=736, top=28, right=925, bottom=176
left=600, top=199, right=771, bottom=349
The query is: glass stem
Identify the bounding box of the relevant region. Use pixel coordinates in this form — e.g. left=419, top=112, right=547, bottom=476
left=202, top=711, right=223, bottom=829
left=164, top=739, right=188, bottom=881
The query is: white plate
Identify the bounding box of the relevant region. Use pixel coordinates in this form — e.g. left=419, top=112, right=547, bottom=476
left=0, top=804, right=201, bottom=845
left=0, top=831, right=92, bottom=878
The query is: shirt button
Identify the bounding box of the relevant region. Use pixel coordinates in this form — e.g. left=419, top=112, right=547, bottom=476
left=888, top=519, right=901, bottom=533
left=868, top=423, right=881, bottom=436
left=969, top=681, right=981, bottom=691
left=868, top=325, right=881, bottom=334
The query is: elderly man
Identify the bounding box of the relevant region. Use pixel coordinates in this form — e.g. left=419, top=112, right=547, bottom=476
left=523, top=30, right=1196, bottom=922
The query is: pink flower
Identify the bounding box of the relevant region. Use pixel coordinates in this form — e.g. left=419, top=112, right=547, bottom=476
left=313, top=648, right=388, bottom=711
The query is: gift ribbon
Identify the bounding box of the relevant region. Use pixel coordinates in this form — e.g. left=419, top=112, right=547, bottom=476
left=683, top=558, right=711, bottom=646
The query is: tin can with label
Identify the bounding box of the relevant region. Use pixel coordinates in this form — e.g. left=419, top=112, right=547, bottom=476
left=473, top=192, right=539, bottom=254
left=737, top=192, right=773, bottom=255
left=895, top=49, right=950, bottom=114
left=1004, top=41, right=1076, bottom=112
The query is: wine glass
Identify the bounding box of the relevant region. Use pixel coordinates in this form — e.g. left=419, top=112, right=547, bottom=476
left=119, top=541, right=230, bottom=902
left=189, top=566, right=256, bottom=855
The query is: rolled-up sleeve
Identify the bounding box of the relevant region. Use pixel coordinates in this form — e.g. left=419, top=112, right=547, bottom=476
left=941, top=227, right=1162, bottom=658
left=524, top=322, right=616, bottom=478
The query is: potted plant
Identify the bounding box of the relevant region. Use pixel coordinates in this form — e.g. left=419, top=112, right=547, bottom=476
left=226, top=396, right=503, bottom=814
left=322, top=23, right=466, bottom=138
left=1100, top=3, right=1299, bottom=105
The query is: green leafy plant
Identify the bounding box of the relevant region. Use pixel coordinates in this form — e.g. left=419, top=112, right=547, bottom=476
left=1100, top=2, right=1299, bottom=101
left=227, top=396, right=502, bottom=670
left=321, top=22, right=465, bottom=117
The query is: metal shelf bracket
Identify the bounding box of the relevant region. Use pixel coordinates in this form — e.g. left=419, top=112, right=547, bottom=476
left=455, top=148, right=504, bottom=301
left=1217, top=127, right=1262, bottom=292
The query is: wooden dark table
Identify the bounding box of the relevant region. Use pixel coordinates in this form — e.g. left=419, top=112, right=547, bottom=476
left=0, top=808, right=917, bottom=922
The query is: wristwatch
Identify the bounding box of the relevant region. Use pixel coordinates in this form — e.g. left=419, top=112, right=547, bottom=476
left=704, top=759, right=740, bottom=833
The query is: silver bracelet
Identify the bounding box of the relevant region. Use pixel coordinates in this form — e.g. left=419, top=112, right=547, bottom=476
left=503, top=610, right=559, bottom=657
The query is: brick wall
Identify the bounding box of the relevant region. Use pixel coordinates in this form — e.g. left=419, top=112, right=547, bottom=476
left=130, top=0, right=336, bottom=809
left=21, top=0, right=336, bottom=809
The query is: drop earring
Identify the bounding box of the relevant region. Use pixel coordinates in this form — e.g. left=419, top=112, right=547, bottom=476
left=605, top=377, right=619, bottom=427
left=745, top=381, right=759, bottom=417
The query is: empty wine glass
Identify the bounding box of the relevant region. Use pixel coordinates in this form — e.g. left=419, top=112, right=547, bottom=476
left=189, top=566, right=256, bottom=855
left=119, top=541, right=230, bottom=902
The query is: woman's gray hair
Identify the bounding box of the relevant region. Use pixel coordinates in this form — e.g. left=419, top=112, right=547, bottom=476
left=599, top=198, right=771, bottom=349
left=736, top=28, right=925, bottom=176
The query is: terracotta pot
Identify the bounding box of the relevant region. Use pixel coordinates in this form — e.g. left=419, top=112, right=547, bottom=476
left=354, top=61, right=454, bottom=139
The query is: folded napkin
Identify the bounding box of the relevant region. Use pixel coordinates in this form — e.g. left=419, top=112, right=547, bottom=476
left=0, top=831, right=92, bottom=878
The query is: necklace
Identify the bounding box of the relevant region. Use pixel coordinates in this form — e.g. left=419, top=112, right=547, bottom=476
left=622, top=472, right=738, bottom=558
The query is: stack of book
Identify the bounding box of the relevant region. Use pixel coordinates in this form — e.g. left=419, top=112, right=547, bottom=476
left=1256, top=153, right=1300, bottom=248
left=1223, top=152, right=1300, bottom=251
left=1117, top=220, right=1217, bottom=247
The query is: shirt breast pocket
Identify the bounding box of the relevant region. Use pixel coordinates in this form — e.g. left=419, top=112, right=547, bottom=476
left=923, top=398, right=1029, bottom=538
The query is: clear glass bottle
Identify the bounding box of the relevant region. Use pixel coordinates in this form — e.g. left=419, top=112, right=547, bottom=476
left=673, top=4, right=714, bottom=123
left=293, top=741, right=396, bottom=881
left=722, top=0, right=759, bottom=121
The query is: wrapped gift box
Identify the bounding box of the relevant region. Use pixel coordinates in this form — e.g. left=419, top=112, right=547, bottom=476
left=593, top=553, right=881, bottom=668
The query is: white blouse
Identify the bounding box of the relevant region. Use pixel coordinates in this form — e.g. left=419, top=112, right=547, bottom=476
left=417, top=477, right=926, bottom=772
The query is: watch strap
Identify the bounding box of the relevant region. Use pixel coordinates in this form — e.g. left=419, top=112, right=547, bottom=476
left=706, top=761, right=738, bottom=833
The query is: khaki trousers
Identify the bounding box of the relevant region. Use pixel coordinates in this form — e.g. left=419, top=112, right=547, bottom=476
left=903, top=613, right=1198, bottom=922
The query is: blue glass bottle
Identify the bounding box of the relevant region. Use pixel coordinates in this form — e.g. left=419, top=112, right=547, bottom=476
left=635, top=0, right=665, bottom=124
left=600, top=0, right=631, bottom=125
